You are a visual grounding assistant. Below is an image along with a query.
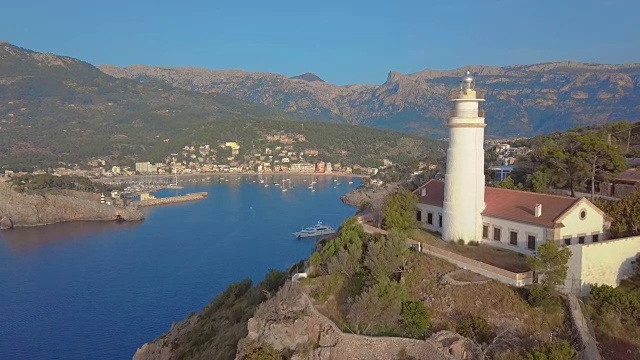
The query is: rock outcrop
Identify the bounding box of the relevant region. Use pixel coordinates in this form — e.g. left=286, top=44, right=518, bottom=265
left=0, top=182, right=143, bottom=228
left=234, top=282, right=466, bottom=360
left=99, top=62, right=640, bottom=137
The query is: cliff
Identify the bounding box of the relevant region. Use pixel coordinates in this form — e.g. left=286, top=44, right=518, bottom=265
left=0, top=182, right=143, bottom=228
left=234, top=282, right=468, bottom=360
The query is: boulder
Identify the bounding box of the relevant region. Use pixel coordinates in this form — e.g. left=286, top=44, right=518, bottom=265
left=0, top=216, right=13, bottom=230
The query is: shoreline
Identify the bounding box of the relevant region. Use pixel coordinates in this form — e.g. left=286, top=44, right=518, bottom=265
left=97, top=172, right=369, bottom=183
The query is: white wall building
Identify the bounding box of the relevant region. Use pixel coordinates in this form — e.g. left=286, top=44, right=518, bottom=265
left=415, top=71, right=612, bottom=255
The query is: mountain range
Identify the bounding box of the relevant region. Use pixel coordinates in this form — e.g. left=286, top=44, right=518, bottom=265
left=0, top=41, right=437, bottom=170
left=99, top=61, right=640, bottom=137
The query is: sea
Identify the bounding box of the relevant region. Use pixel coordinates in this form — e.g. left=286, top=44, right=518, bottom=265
left=0, top=174, right=360, bottom=360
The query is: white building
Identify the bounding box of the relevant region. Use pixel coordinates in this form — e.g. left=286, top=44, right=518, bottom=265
left=442, top=71, right=486, bottom=243
left=416, top=71, right=611, bottom=255
left=416, top=179, right=610, bottom=254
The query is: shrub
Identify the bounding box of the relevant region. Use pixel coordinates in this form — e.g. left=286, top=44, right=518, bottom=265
left=527, top=284, right=560, bottom=309
left=524, top=340, right=576, bottom=360
left=395, top=348, right=417, bottom=360
left=589, top=284, right=640, bottom=324
left=456, top=315, right=495, bottom=345
left=401, top=300, right=430, bottom=338
left=241, top=342, right=283, bottom=360
left=457, top=239, right=465, bottom=245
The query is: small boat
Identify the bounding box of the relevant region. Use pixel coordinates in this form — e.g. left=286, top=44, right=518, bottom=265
left=293, top=221, right=335, bottom=238
left=348, top=181, right=353, bottom=185
left=166, top=183, right=183, bottom=189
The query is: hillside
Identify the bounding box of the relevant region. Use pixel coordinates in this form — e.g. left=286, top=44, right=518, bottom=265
left=0, top=42, right=440, bottom=170
left=99, top=61, right=640, bottom=137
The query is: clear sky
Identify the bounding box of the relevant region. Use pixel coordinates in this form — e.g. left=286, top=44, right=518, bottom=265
left=2, top=0, right=638, bottom=85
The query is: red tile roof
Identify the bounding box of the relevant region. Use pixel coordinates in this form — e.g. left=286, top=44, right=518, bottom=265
left=415, top=179, right=445, bottom=207
left=416, top=180, right=583, bottom=228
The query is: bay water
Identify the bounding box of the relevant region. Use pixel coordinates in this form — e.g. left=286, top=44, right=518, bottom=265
left=0, top=175, right=359, bottom=360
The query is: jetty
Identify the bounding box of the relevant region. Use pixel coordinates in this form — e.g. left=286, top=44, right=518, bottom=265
left=134, top=192, right=208, bottom=207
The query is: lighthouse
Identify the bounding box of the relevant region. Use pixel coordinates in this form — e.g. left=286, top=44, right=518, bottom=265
left=442, top=71, right=486, bottom=243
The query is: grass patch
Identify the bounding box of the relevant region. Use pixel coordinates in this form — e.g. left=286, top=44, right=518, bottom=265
left=410, top=229, right=531, bottom=273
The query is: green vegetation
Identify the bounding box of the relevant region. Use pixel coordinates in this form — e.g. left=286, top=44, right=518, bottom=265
left=524, top=340, right=576, bottom=360
left=505, top=124, right=629, bottom=198
left=525, top=241, right=571, bottom=308
left=456, top=315, right=495, bottom=345
left=0, top=42, right=443, bottom=171
left=10, top=173, right=120, bottom=194
left=400, top=300, right=431, bottom=339
left=166, top=269, right=287, bottom=360
left=382, top=189, right=419, bottom=233
left=596, top=188, right=640, bottom=238
left=585, top=279, right=640, bottom=360
left=302, top=192, right=571, bottom=358
left=239, top=341, right=284, bottom=360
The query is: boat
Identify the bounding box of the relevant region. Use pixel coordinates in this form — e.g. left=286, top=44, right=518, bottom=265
left=293, top=221, right=336, bottom=238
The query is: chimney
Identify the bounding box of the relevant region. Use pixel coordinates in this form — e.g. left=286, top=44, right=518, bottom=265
left=534, top=204, right=542, bottom=217
left=421, top=187, right=427, bottom=197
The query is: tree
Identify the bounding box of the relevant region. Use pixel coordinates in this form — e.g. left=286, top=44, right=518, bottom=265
left=364, top=230, right=408, bottom=282
left=495, top=175, right=521, bottom=190
left=527, top=241, right=571, bottom=292
left=327, top=244, right=362, bottom=279
left=382, top=189, right=418, bottom=232
left=578, top=134, right=627, bottom=200
left=346, top=280, right=405, bottom=335
left=401, top=300, right=430, bottom=338
left=538, top=133, right=626, bottom=198
left=539, top=134, right=590, bottom=197
left=525, top=170, right=550, bottom=193
left=596, top=189, right=640, bottom=237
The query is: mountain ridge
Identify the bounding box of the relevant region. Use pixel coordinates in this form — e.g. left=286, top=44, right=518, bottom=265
left=99, top=61, right=640, bottom=137
left=0, top=41, right=439, bottom=170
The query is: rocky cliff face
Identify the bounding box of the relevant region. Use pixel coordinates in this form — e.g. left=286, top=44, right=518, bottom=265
left=0, top=182, right=143, bottom=228
left=235, top=282, right=475, bottom=360
left=99, top=62, right=640, bottom=137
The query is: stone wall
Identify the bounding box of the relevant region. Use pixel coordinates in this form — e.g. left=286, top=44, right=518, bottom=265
left=565, top=236, right=640, bottom=296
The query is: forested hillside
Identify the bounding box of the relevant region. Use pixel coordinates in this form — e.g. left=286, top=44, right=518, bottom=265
left=0, top=42, right=441, bottom=170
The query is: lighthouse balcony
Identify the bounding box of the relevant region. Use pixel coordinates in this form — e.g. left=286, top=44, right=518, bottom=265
left=449, top=109, right=485, bottom=118
left=449, top=89, right=485, bottom=100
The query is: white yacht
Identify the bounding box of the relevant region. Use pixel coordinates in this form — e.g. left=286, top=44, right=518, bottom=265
left=293, top=222, right=336, bottom=238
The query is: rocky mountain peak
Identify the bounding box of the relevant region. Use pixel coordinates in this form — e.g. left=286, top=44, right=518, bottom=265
left=290, top=72, right=325, bottom=82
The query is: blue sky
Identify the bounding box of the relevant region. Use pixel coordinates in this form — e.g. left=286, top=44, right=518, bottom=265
left=2, top=0, right=638, bottom=84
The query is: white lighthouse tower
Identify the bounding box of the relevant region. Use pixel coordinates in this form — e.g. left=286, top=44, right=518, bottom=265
left=442, top=71, right=486, bottom=243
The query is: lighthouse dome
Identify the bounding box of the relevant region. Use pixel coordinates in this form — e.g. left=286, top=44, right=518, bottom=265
left=462, top=70, right=473, bottom=83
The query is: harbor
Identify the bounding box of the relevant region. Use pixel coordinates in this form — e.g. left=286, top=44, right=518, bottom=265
left=133, top=192, right=209, bottom=207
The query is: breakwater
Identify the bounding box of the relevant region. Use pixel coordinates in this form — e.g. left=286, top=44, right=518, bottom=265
left=134, top=192, right=208, bottom=207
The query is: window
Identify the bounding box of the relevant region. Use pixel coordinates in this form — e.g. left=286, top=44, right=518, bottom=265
left=438, top=215, right=442, bottom=228
left=592, top=234, right=599, bottom=243
left=579, top=209, right=587, bottom=220
left=427, top=212, right=433, bottom=225
left=510, top=231, right=518, bottom=245
left=493, top=227, right=501, bottom=241
left=578, top=236, right=585, bottom=244
left=564, top=238, right=571, bottom=246
left=482, top=225, right=489, bottom=239
left=416, top=210, right=422, bottom=222
left=527, top=235, right=536, bottom=250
